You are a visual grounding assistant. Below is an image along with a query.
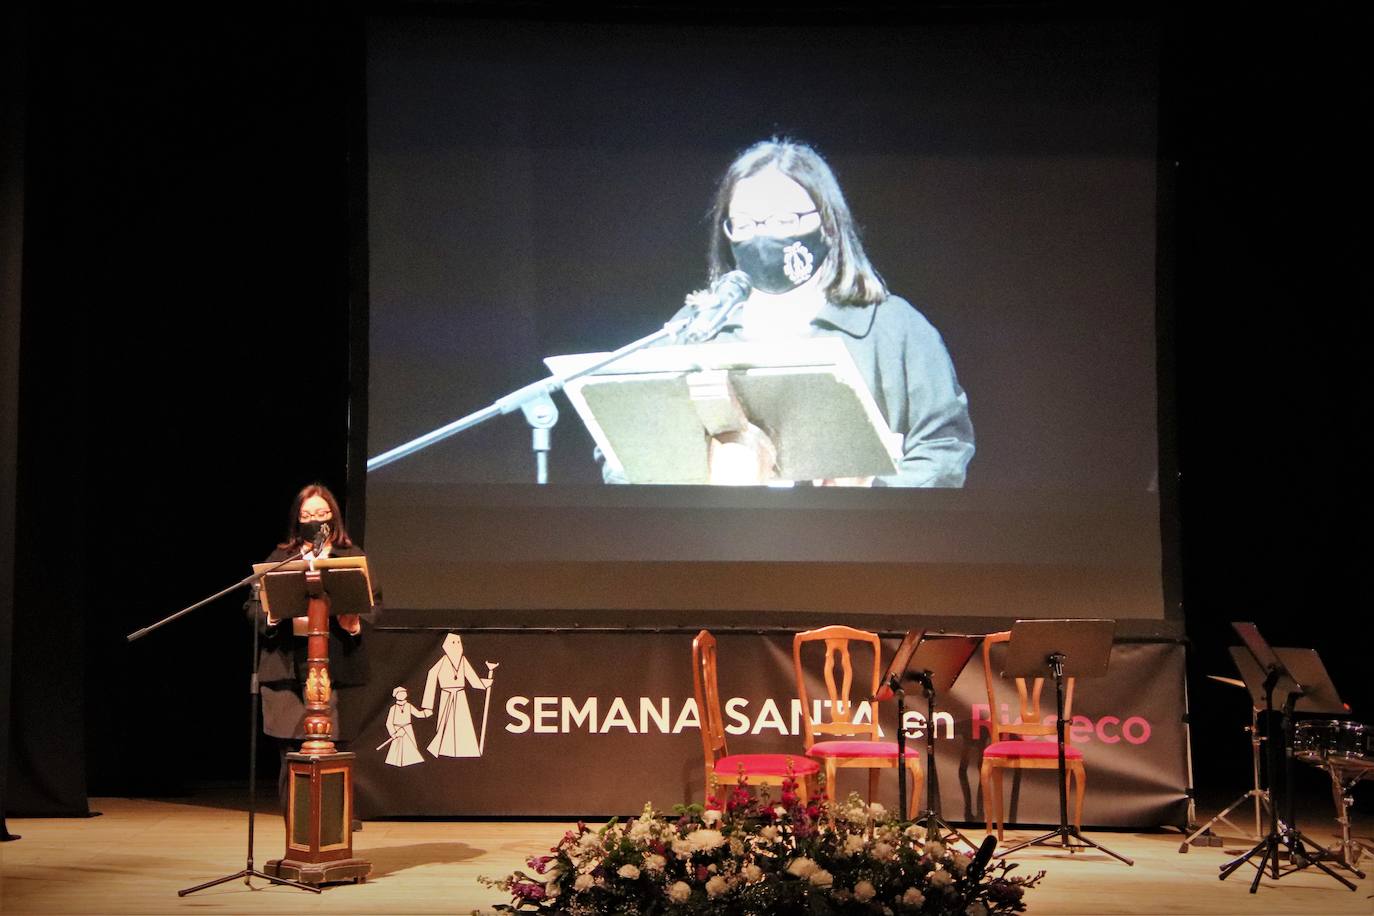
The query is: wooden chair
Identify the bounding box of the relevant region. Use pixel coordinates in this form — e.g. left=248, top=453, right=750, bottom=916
left=691, top=630, right=819, bottom=804
left=979, top=630, right=1086, bottom=840
left=792, top=626, right=922, bottom=818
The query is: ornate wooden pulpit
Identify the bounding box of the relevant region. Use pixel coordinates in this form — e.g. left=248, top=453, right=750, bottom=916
left=258, top=557, right=373, bottom=885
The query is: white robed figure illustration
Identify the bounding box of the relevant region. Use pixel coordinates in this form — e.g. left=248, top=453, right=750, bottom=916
left=422, top=633, right=496, bottom=758
left=380, top=686, right=432, bottom=767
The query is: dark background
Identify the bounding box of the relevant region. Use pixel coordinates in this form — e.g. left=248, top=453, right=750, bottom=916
left=2, top=1, right=1367, bottom=823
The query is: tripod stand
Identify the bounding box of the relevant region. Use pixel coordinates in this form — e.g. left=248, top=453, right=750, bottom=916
left=1180, top=681, right=1270, bottom=852
left=995, top=619, right=1133, bottom=866
left=128, top=554, right=320, bottom=896
left=904, top=634, right=981, bottom=850
left=1218, top=623, right=1355, bottom=893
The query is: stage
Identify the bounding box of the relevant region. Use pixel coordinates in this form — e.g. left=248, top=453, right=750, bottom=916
left=3, top=794, right=1369, bottom=915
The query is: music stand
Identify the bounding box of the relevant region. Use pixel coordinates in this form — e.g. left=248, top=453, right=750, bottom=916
left=874, top=630, right=923, bottom=822
left=1218, top=623, right=1355, bottom=892
left=995, top=618, right=1133, bottom=865
left=905, top=634, right=982, bottom=850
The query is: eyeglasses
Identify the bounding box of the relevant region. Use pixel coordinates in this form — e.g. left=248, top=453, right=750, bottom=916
left=299, top=510, right=334, bottom=522
left=722, top=210, right=818, bottom=242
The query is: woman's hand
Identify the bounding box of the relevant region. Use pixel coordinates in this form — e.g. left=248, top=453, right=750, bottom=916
left=708, top=423, right=778, bottom=486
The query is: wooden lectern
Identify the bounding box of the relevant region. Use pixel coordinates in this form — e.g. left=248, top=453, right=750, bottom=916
left=254, top=556, right=374, bottom=885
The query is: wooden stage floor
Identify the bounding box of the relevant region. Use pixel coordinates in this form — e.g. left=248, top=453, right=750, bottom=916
left=2, top=796, right=1370, bottom=915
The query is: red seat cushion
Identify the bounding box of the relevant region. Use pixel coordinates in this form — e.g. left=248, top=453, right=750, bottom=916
left=983, top=740, right=1084, bottom=760
left=714, top=754, right=820, bottom=778
left=806, top=740, right=922, bottom=759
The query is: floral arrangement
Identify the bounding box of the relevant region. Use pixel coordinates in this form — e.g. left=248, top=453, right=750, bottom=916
left=481, top=777, right=1043, bottom=915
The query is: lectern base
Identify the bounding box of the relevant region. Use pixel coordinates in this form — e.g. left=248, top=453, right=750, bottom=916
left=263, top=857, right=371, bottom=886
left=272, top=751, right=370, bottom=885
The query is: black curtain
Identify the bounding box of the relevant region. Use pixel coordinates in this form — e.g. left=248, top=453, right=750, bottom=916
left=0, top=0, right=27, bottom=843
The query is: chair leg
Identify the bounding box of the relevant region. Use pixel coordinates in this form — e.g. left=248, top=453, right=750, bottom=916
left=867, top=767, right=880, bottom=809
left=1072, top=762, right=1085, bottom=830
left=992, top=768, right=1006, bottom=841
left=825, top=761, right=837, bottom=803
left=980, top=759, right=993, bottom=836
left=907, top=761, right=922, bottom=820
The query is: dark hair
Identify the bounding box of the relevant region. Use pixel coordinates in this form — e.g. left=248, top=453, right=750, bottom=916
left=707, top=138, right=887, bottom=307
left=278, top=482, right=354, bottom=551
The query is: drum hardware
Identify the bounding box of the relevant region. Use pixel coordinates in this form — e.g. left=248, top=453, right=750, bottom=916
left=1289, top=719, right=1371, bottom=877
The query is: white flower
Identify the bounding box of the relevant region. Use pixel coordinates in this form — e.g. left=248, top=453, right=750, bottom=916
left=774, top=805, right=788, bottom=817
left=902, top=887, right=926, bottom=907
left=628, top=819, right=654, bottom=840
left=868, top=802, right=887, bottom=819
left=668, top=880, right=692, bottom=903
left=809, top=868, right=834, bottom=887
left=786, top=856, right=818, bottom=878
left=617, top=864, right=640, bottom=880
left=702, top=808, right=722, bottom=825
left=705, top=874, right=729, bottom=898
left=872, top=841, right=896, bottom=862
left=644, top=853, right=666, bottom=872
left=671, top=836, right=694, bottom=857
left=729, top=837, right=746, bottom=857
left=949, top=852, right=970, bottom=874
left=574, top=873, right=595, bottom=892
left=853, top=879, right=877, bottom=902
left=578, top=831, right=602, bottom=850
left=929, top=869, right=954, bottom=888
left=688, top=828, right=726, bottom=851
left=759, top=825, right=780, bottom=842
left=966, top=903, right=989, bottom=916
left=905, top=824, right=924, bottom=840
left=925, top=840, right=947, bottom=858
left=842, top=833, right=867, bottom=856
left=743, top=864, right=763, bottom=883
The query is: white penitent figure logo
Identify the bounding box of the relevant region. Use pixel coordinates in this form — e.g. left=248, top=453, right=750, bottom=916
left=422, top=633, right=497, bottom=758
left=378, top=686, right=432, bottom=767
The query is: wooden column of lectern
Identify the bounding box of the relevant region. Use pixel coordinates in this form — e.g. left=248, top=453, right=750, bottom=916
left=259, top=557, right=372, bottom=885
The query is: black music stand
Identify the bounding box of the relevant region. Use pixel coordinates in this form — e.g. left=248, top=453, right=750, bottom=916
left=995, top=618, right=1133, bottom=865
left=905, top=633, right=982, bottom=850
left=1218, top=623, right=1355, bottom=893
left=875, top=630, right=923, bottom=823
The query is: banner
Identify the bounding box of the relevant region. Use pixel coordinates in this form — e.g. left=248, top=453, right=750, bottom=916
left=350, top=629, right=1190, bottom=828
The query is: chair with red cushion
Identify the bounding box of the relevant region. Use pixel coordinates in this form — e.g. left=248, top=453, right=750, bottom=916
left=979, top=629, right=1086, bottom=840
left=692, top=630, right=819, bottom=804
left=792, top=626, right=922, bottom=818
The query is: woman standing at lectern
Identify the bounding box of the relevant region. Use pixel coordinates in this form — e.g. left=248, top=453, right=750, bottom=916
left=245, top=483, right=379, bottom=808
left=687, top=138, right=974, bottom=487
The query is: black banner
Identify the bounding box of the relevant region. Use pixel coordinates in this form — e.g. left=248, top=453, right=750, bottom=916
left=351, top=630, right=1190, bottom=828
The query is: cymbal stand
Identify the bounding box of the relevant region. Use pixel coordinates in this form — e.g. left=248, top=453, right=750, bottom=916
left=1180, top=705, right=1271, bottom=852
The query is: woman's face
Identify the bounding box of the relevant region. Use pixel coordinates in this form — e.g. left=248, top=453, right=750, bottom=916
left=726, top=167, right=821, bottom=242
left=299, top=495, right=333, bottom=525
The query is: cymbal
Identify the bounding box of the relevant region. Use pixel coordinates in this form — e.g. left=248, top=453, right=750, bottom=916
left=1207, top=674, right=1246, bottom=688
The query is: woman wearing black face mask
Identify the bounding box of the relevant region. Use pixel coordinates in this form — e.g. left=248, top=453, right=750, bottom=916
left=244, top=482, right=380, bottom=817
left=683, top=139, right=975, bottom=487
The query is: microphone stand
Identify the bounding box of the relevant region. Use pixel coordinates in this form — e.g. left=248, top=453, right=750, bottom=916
left=128, top=549, right=322, bottom=896
left=365, top=293, right=742, bottom=476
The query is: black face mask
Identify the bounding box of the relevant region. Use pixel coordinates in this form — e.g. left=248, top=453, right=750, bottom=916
left=299, top=519, right=331, bottom=543
left=730, top=227, right=831, bottom=294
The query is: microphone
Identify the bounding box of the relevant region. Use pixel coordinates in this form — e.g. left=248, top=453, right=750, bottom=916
left=681, top=270, right=751, bottom=343
left=311, top=522, right=330, bottom=555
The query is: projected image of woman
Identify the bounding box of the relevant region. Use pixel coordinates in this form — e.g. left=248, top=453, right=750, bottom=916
left=694, top=138, right=973, bottom=487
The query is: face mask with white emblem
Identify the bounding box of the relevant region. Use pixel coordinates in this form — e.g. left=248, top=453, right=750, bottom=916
left=730, top=227, right=831, bottom=294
